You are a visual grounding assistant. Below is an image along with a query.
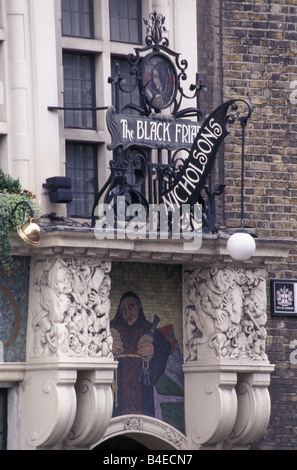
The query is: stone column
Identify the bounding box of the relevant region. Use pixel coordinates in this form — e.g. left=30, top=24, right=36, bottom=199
left=183, top=265, right=274, bottom=449
left=20, top=256, right=117, bottom=450
left=5, top=0, right=33, bottom=186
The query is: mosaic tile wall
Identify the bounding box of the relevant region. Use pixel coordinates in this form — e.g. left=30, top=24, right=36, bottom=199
left=110, top=262, right=183, bottom=350
left=0, top=257, right=30, bottom=363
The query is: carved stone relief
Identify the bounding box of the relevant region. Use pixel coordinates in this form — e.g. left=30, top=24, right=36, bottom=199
left=28, top=257, right=113, bottom=360
left=183, top=267, right=268, bottom=363
left=98, top=415, right=188, bottom=450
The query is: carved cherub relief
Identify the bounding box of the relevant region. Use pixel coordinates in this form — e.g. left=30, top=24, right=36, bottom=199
left=29, top=257, right=113, bottom=359
left=183, top=267, right=268, bottom=362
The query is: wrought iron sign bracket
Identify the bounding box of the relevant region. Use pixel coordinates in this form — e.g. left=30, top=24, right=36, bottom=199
left=57, top=11, right=252, bottom=237
left=48, top=106, right=108, bottom=112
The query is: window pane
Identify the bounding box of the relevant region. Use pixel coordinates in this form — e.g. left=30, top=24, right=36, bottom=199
left=62, top=11, right=72, bottom=36
left=109, top=0, right=142, bottom=44
left=111, top=57, right=141, bottom=115
left=119, top=0, right=128, bottom=17
left=63, top=53, right=96, bottom=129
left=62, top=0, right=94, bottom=38
left=129, top=19, right=139, bottom=43
left=66, top=143, right=98, bottom=218
left=109, top=0, right=119, bottom=16
left=120, top=18, right=129, bottom=43
left=110, top=18, right=120, bottom=42
left=128, top=0, right=138, bottom=17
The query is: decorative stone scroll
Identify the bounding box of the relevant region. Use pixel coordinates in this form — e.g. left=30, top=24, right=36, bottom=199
left=183, top=266, right=268, bottom=363
left=28, top=257, right=113, bottom=360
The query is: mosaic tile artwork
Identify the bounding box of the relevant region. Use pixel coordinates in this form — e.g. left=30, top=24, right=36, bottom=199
left=0, top=257, right=30, bottom=363
left=110, top=262, right=184, bottom=434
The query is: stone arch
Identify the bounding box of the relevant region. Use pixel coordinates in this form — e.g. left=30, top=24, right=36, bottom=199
left=92, top=415, right=188, bottom=451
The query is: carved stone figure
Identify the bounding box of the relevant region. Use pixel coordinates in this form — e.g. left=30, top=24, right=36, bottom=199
left=183, top=267, right=268, bottom=362
left=29, top=257, right=113, bottom=359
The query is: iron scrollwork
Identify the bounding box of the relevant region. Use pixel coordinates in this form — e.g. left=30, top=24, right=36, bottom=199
left=91, top=12, right=252, bottom=236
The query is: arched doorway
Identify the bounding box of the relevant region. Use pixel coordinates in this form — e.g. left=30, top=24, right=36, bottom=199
left=91, top=415, right=188, bottom=451
left=93, top=432, right=177, bottom=451
left=93, top=435, right=148, bottom=451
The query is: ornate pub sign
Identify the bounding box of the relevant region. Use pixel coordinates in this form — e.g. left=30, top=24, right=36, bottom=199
left=91, top=12, right=252, bottom=235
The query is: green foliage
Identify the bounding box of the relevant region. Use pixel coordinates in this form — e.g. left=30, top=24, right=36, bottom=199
left=0, top=170, right=39, bottom=272
left=0, top=169, right=22, bottom=193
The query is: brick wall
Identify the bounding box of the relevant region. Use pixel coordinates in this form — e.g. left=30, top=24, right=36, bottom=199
left=197, top=0, right=222, bottom=116
left=221, top=1, right=297, bottom=238
left=197, top=0, right=225, bottom=224
left=217, top=0, right=297, bottom=449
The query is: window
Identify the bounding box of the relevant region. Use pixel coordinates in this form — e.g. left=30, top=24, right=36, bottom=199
left=66, top=143, right=98, bottom=217
left=63, top=53, right=96, bottom=129
left=61, top=0, right=94, bottom=38
left=109, top=0, right=142, bottom=44
left=111, top=56, right=141, bottom=114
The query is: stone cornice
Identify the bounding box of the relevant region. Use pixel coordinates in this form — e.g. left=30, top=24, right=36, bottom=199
left=10, top=227, right=292, bottom=266
left=0, top=362, right=25, bottom=384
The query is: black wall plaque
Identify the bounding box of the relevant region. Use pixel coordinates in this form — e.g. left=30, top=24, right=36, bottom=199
left=271, top=279, right=297, bottom=316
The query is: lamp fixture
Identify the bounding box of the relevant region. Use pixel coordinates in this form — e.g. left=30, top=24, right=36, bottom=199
left=225, top=101, right=256, bottom=261
left=11, top=201, right=41, bottom=246
left=227, top=230, right=256, bottom=261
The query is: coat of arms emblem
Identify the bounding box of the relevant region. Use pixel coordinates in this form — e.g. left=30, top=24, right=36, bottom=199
left=276, top=286, right=293, bottom=308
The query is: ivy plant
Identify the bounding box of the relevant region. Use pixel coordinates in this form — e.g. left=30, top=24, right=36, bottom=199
left=0, top=170, right=40, bottom=272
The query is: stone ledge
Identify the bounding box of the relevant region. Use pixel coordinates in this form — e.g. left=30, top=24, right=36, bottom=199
left=0, top=359, right=117, bottom=383
left=0, top=363, right=25, bottom=384
left=11, top=227, right=292, bottom=266
left=183, top=361, right=275, bottom=374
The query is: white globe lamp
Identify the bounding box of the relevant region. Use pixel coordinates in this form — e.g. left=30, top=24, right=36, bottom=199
left=227, top=231, right=256, bottom=261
